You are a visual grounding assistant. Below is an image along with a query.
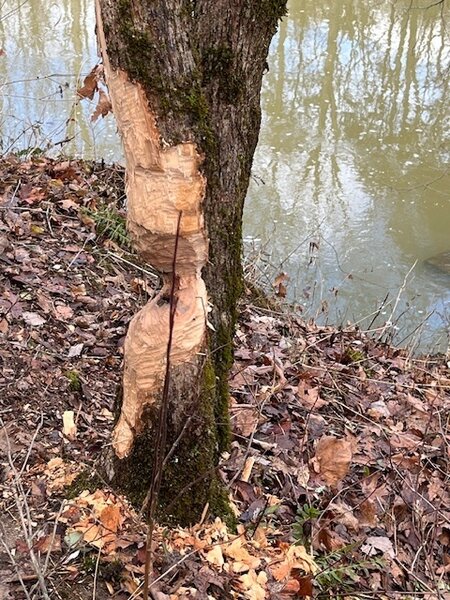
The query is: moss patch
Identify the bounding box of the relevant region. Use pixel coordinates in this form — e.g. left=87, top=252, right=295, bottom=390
left=65, top=369, right=81, bottom=392
left=66, top=468, right=103, bottom=500
left=110, top=360, right=234, bottom=527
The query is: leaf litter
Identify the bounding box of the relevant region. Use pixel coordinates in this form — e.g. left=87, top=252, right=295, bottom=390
left=0, top=154, right=449, bottom=598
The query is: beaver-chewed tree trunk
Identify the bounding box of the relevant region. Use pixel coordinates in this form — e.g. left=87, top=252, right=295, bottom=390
left=96, top=0, right=287, bottom=524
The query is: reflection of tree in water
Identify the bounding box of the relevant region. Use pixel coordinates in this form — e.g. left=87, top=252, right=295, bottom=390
left=245, top=0, right=449, bottom=349
left=0, top=0, right=116, bottom=157
left=261, top=0, right=448, bottom=184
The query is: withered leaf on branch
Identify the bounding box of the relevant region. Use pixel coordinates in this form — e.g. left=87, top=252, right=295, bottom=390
left=76, top=64, right=103, bottom=100
left=91, top=89, right=113, bottom=122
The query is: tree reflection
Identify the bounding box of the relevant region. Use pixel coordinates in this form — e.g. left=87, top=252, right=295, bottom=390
left=245, top=0, right=449, bottom=349
left=0, top=0, right=117, bottom=158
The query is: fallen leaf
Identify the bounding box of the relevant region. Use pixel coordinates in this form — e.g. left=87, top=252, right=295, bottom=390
left=361, top=536, right=395, bottom=559
left=225, top=536, right=260, bottom=570
left=297, top=382, right=327, bottom=409
left=328, top=501, right=359, bottom=532
left=271, top=544, right=318, bottom=581
left=22, top=311, right=46, bottom=327
left=54, top=304, right=74, bottom=321
left=34, top=534, right=61, bottom=554
left=205, top=545, right=224, bottom=567
left=68, top=343, right=84, bottom=358
left=282, top=579, right=300, bottom=593
left=0, top=319, right=8, bottom=334
left=232, top=406, right=259, bottom=437
left=358, top=499, right=378, bottom=527
left=239, top=569, right=267, bottom=600
left=100, top=504, right=122, bottom=533
left=296, top=574, right=313, bottom=598
left=313, top=436, right=352, bottom=487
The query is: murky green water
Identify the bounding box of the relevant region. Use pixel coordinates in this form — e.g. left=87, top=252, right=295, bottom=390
left=1, top=0, right=449, bottom=351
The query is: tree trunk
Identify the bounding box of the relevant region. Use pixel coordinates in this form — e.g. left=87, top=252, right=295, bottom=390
left=96, top=0, right=287, bottom=525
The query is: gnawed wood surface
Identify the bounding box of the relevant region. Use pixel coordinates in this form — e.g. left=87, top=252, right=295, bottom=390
left=96, top=1, right=208, bottom=458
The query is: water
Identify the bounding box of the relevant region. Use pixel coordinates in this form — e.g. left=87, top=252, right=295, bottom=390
left=1, top=0, right=449, bottom=352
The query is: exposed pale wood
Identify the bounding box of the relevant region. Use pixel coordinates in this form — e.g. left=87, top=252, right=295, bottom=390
left=96, top=0, right=208, bottom=458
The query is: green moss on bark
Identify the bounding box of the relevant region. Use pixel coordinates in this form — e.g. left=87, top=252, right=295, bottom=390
left=110, top=358, right=234, bottom=527
left=66, top=469, right=103, bottom=499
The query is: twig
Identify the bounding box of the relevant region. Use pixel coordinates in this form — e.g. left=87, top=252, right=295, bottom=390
left=0, top=417, right=50, bottom=600
left=143, top=211, right=182, bottom=600
left=377, top=261, right=417, bottom=343
left=91, top=544, right=102, bottom=600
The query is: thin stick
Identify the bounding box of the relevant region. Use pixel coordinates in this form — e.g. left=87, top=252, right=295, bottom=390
left=143, top=211, right=182, bottom=600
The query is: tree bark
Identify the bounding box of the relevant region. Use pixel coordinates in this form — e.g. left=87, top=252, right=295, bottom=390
left=96, top=0, right=287, bottom=525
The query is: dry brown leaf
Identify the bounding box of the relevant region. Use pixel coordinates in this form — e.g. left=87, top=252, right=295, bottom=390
left=34, top=533, right=61, bottom=554
left=390, top=431, right=422, bottom=450
left=328, top=501, right=359, bottom=532
left=22, top=311, right=46, bottom=327
left=80, top=523, right=102, bottom=547
left=54, top=304, right=74, bottom=321
left=44, top=458, right=80, bottom=492
left=297, top=382, right=327, bottom=409
left=271, top=544, right=318, bottom=581
left=282, top=579, right=300, bottom=594
left=225, top=536, right=260, bottom=570
left=358, top=499, right=378, bottom=527
left=0, top=318, right=8, bottom=334
left=233, top=406, right=259, bottom=437
left=91, top=89, right=113, bottom=122
left=273, top=272, right=289, bottom=297
left=77, top=65, right=101, bottom=99
left=271, top=561, right=291, bottom=582
left=361, top=535, right=395, bottom=558
left=296, top=575, right=313, bottom=598
left=313, top=436, right=352, bottom=486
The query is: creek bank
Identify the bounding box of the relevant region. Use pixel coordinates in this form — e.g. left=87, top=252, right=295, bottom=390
left=0, top=155, right=449, bottom=598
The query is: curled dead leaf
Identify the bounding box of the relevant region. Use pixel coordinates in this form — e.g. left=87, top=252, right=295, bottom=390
left=91, top=89, right=113, bottom=122
left=273, top=272, right=289, bottom=298
left=77, top=64, right=102, bottom=100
